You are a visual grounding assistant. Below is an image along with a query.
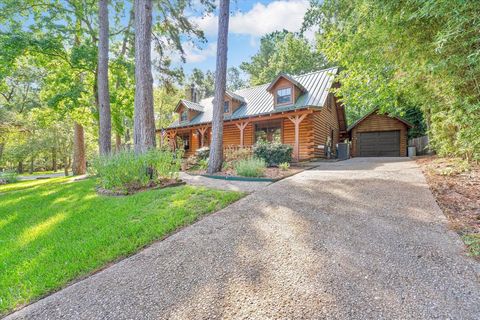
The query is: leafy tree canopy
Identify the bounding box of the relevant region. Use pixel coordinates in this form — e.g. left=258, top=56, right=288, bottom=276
left=227, top=67, right=247, bottom=92
left=240, top=30, right=328, bottom=85
left=304, top=0, right=480, bottom=160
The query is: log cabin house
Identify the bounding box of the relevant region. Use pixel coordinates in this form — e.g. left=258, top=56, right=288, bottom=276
left=160, top=67, right=347, bottom=161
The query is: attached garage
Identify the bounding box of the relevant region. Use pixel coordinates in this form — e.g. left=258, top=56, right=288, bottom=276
left=348, top=109, right=412, bottom=157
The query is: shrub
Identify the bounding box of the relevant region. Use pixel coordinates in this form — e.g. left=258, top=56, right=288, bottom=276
left=224, top=146, right=252, bottom=162
left=182, top=155, right=198, bottom=171
left=91, top=149, right=182, bottom=191
left=234, top=158, right=266, bottom=177
left=222, top=160, right=233, bottom=171
left=0, top=170, right=18, bottom=184
left=279, top=162, right=290, bottom=171
left=198, top=158, right=209, bottom=170
left=195, top=147, right=210, bottom=160
left=253, top=142, right=293, bottom=167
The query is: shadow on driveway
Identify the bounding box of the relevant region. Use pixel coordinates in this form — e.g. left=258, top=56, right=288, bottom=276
left=7, top=158, right=480, bottom=319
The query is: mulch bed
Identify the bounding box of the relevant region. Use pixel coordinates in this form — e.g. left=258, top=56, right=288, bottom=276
left=97, top=179, right=185, bottom=196
left=416, top=156, right=480, bottom=257
left=188, top=166, right=304, bottom=181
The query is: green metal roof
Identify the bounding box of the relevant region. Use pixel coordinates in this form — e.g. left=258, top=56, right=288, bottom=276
left=168, top=67, right=338, bottom=129
left=175, top=99, right=204, bottom=112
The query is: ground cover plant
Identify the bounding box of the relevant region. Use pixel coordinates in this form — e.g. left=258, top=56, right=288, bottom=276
left=0, top=170, right=18, bottom=184
left=0, top=177, right=243, bottom=314
left=279, top=162, right=290, bottom=171
left=234, top=158, right=266, bottom=177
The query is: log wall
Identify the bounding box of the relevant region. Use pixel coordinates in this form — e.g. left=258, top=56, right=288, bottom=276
left=165, top=106, right=343, bottom=161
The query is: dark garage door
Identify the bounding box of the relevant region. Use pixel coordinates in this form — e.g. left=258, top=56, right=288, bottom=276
left=358, top=131, right=400, bottom=157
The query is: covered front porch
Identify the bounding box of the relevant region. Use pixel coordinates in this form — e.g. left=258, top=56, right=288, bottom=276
left=159, top=109, right=315, bottom=162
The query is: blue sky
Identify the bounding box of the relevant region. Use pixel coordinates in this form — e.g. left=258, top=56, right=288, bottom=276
left=14, top=0, right=311, bottom=79
left=178, top=0, right=311, bottom=75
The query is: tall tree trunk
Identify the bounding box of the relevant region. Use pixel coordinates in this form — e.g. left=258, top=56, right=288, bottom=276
left=133, top=0, right=156, bottom=154
left=115, top=133, right=121, bottom=151
left=207, top=0, right=230, bottom=174
left=125, top=128, right=131, bottom=150
left=63, top=156, right=69, bottom=176
left=29, top=156, right=34, bottom=174
left=113, top=12, right=132, bottom=153
left=52, top=148, right=57, bottom=171
left=17, top=161, right=23, bottom=174
left=72, top=122, right=87, bottom=175
left=72, top=16, right=87, bottom=175
left=98, top=0, right=112, bottom=155
left=0, top=142, right=4, bottom=163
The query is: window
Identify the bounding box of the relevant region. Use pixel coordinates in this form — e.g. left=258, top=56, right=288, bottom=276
left=180, top=111, right=188, bottom=122
left=255, top=120, right=282, bottom=143
left=276, top=87, right=292, bottom=105
left=223, top=101, right=230, bottom=113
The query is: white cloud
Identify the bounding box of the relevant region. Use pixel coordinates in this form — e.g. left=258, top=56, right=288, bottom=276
left=192, top=0, right=310, bottom=37
left=302, top=28, right=317, bottom=44
left=183, top=41, right=217, bottom=63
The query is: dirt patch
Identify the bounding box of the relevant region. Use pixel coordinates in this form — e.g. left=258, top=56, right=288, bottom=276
left=416, top=156, right=480, bottom=257
left=97, top=179, right=186, bottom=196
left=188, top=166, right=304, bottom=180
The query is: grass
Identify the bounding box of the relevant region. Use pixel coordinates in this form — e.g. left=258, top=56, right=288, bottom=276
left=0, top=177, right=244, bottom=315
left=463, top=234, right=480, bottom=257
left=18, top=170, right=64, bottom=177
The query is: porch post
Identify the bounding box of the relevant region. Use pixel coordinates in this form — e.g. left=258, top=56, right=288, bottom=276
left=167, top=130, right=177, bottom=151
left=159, top=130, right=167, bottom=147
left=288, top=114, right=307, bottom=161
left=198, top=126, right=208, bottom=147
left=235, top=122, right=249, bottom=147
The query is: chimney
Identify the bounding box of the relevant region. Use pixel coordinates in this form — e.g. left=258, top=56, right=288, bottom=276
left=185, top=83, right=199, bottom=102
left=185, top=84, right=192, bottom=101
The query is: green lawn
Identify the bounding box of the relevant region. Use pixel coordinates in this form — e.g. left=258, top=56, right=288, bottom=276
left=0, top=178, right=243, bottom=314
left=18, top=170, right=65, bottom=177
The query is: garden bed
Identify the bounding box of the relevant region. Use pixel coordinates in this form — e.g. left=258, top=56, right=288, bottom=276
left=416, top=156, right=480, bottom=258
left=188, top=166, right=304, bottom=182
left=97, top=179, right=186, bottom=196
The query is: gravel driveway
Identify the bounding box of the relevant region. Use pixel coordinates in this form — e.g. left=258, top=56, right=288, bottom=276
left=6, top=158, right=480, bottom=319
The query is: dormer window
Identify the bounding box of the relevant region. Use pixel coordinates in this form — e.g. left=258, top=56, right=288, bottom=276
left=276, top=87, right=292, bottom=105
left=267, top=73, right=307, bottom=107
left=180, top=111, right=188, bottom=122
left=223, top=101, right=230, bottom=113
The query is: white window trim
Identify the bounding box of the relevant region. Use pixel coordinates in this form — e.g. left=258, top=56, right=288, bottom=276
left=223, top=101, right=230, bottom=113
left=180, top=110, right=188, bottom=122
left=275, top=86, right=293, bottom=106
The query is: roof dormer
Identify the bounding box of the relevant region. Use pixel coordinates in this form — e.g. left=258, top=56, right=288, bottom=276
left=222, top=91, right=245, bottom=116
left=175, top=99, right=204, bottom=123
left=266, top=74, right=307, bottom=107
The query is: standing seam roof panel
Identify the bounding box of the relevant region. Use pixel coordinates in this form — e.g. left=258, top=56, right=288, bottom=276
left=168, top=67, right=338, bottom=128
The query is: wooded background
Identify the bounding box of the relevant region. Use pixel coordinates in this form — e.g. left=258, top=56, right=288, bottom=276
left=1, top=0, right=478, bottom=175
